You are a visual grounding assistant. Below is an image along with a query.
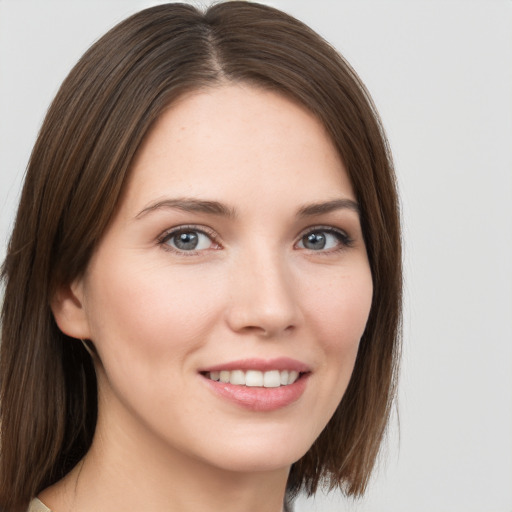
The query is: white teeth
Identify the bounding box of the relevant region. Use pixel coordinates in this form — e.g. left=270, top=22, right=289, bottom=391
left=288, top=370, right=299, bottom=385
left=263, top=370, right=281, bottom=388
left=245, top=370, right=263, bottom=387
left=206, top=369, right=302, bottom=387
left=230, top=370, right=245, bottom=385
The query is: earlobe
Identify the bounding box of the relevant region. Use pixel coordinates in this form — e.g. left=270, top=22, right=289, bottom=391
left=51, top=279, right=91, bottom=340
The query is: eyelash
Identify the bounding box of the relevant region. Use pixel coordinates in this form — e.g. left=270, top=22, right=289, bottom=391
left=157, top=225, right=220, bottom=256
left=157, top=224, right=354, bottom=255
left=296, top=225, right=354, bottom=254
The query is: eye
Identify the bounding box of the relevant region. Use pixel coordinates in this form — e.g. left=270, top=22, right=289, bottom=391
left=296, top=227, right=352, bottom=252
left=159, top=227, right=217, bottom=253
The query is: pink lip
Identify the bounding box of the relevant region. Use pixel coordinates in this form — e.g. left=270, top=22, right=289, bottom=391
left=200, top=357, right=311, bottom=373
left=199, top=358, right=311, bottom=412
left=202, top=376, right=309, bottom=412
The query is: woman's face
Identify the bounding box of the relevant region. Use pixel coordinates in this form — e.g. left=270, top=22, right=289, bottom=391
left=75, top=84, right=372, bottom=474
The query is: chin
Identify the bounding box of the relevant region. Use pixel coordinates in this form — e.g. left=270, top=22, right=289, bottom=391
left=188, top=427, right=315, bottom=475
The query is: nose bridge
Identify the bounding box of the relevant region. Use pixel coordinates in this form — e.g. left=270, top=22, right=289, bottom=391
left=226, top=241, right=300, bottom=336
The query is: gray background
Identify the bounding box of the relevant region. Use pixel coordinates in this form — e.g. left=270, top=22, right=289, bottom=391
left=1, top=1, right=511, bottom=510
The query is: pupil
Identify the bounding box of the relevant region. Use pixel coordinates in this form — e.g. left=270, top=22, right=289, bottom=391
left=175, top=232, right=198, bottom=250
left=304, top=232, right=326, bottom=250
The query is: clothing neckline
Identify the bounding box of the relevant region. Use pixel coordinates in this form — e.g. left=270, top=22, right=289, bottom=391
left=28, top=498, right=52, bottom=512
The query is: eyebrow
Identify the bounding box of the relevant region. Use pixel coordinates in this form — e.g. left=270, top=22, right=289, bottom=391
left=135, top=198, right=237, bottom=219
left=135, top=196, right=359, bottom=220
left=297, top=198, right=360, bottom=217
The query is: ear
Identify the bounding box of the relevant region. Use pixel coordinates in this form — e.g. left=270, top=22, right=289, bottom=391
left=51, top=279, right=91, bottom=339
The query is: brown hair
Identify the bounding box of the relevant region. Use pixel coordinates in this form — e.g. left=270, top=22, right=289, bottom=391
left=0, top=2, right=401, bottom=510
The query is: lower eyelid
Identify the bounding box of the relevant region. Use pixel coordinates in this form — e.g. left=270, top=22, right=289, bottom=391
left=297, top=228, right=353, bottom=247
left=158, top=226, right=220, bottom=251
left=157, top=225, right=354, bottom=253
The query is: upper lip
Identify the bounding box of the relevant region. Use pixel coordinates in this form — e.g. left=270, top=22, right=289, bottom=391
left=199, top=357, right=311, bottom=373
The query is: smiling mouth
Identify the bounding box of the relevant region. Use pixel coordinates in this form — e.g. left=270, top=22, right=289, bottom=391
left=202, top=369, right=303, bottom=388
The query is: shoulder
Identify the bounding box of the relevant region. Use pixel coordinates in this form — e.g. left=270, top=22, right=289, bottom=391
left=27, top=499, right=52, bottom=512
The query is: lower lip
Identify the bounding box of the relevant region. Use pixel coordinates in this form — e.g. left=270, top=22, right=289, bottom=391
left=202, top=374, right=309, bottom=412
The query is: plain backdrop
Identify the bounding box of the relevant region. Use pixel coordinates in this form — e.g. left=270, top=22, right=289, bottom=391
left=1, top=1, right=511, bottom=511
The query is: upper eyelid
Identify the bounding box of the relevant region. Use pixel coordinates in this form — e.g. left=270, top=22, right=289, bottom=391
left=296, top=224, right=351, bottom=239
left=156, top=224, right=353, bottom=250
left=157, top=225, right=221, bottom=255
left=295, top=225, right=354, bottom=251
left=159, top=224, right=218, bottom=240
left=159, top=223, right=349, bottom=236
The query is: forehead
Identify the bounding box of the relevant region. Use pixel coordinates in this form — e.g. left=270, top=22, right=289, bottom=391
left=123, top=84, right=354, bottom=213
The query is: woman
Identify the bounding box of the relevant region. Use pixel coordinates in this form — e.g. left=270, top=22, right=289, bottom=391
left=0, top=2, right=401, bottom=511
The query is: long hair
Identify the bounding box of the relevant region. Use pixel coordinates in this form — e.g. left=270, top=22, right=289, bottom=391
left=0, top=3, right=401, bottom=510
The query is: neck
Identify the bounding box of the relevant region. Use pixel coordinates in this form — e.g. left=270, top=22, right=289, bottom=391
left=39, top=384, right=290, bottom=512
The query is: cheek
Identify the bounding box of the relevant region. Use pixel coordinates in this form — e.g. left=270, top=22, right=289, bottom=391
left=84, top=259, right=224, bottom=365
left=303, top=265, right=373, bottom=353
left=283, top=264, right=373, bottom=444
left=83, top=260, right=228, bottom=425
left=304, top=263, right=373, bottom=404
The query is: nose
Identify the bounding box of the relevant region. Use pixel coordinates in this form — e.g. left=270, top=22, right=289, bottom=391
left=225, top=249, right=302, bottom=338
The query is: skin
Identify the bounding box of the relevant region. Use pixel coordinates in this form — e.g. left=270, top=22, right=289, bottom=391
left=46, top=84, right=373, bottom=512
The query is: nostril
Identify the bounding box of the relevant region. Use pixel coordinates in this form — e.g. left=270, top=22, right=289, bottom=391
left=239, top=323, right=295, bottom=338
left=224, top=279, right=302, bottom=336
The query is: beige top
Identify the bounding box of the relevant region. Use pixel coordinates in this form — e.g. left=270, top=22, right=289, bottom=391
left=27, top=496, right=292, bottom=511
left=27, top=498, right=52, bottom=512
